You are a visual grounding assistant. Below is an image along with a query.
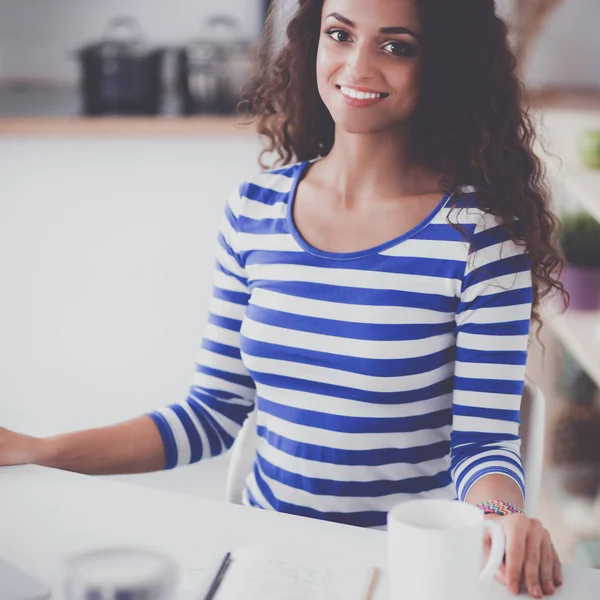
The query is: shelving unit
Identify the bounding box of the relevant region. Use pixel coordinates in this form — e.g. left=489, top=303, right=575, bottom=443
left=544, top=305, right=600, bottom=389
left=539, top=108, right=600, bottom=390
left=532, top=109, right=600, bottom=556
left=539, top=108, right=600, bottom=222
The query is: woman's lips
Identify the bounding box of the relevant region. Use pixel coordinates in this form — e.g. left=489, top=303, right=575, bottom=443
left=336, top=85, right=389, bottom=108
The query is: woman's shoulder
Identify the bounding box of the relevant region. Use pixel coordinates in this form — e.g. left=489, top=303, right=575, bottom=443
left=235, top=160, right=308, bottom=205
left=446, top=187, right=528, bottom=273
left=223, top=160, right=310, bottom=229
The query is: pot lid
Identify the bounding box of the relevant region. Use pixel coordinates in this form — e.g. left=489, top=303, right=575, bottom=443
left=83, top=16, right=151, bottom=57
left=186, top=14, right=253, bottom=50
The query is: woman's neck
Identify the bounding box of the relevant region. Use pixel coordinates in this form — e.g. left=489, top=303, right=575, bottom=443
left=316, top=126, right=441, bottom=208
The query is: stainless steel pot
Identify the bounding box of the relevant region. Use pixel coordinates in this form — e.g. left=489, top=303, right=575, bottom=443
left=176, top=14, right=257, bottom=115
left=76, top=16, right=165, bottom=116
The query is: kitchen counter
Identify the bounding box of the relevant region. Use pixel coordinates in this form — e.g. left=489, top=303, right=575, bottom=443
left=0, top=116, right=256, bottom=136
left=0, top=85, right=257, bottom=136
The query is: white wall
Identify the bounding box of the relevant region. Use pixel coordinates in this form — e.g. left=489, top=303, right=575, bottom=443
left=1, top=0, right=600, bottom=89
left=497, top=0, right=600, bottom=89
left=0, top=0, right=263, bottom=84
left=0, top=135, right=262, bottom=433
left=0, top=134, right=262, bottom=498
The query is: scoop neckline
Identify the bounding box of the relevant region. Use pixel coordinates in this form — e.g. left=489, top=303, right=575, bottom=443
left=286, top=159, right=454, bottom=261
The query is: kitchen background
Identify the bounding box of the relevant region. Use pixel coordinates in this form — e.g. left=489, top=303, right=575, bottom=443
left=1, top=0, right=600, bottom=117
left=0, top=0, right=290, bottom=117
left=1, top=0, right=600, bottom=571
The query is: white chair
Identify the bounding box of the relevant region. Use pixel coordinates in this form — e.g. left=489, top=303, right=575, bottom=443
left=520, top=380, right=547, bottom=518
left=224, top=408, right=258, bottom=505
left=224, top=381, right=546, bottom=516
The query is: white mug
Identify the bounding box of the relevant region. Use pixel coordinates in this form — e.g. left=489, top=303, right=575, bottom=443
left=387, top=499, right=505, bottom=600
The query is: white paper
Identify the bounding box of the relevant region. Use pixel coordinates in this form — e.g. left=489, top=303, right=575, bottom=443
left=177, top=544, right=378, bottom=600
left=175, top=550, right=225, bottom=600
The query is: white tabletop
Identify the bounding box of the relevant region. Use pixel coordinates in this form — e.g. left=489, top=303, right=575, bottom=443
left=1, top=465, right=598, bottom=599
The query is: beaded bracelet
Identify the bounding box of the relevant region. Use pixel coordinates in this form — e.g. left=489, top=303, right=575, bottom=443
left=477, top=500, right=525, bottom=516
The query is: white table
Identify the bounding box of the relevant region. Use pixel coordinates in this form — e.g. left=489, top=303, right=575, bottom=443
left=1, top=465, right=599, bottom=599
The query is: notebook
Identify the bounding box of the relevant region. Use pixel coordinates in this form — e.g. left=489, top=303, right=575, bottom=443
left=177, top=544, right=380, bottom=600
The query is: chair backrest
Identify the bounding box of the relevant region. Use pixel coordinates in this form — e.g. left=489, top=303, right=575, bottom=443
left=224, top=408, right=258, bottom=505
left=224, top=382, right=546, bottom=515
left=520, top=380, right=546, bottom=518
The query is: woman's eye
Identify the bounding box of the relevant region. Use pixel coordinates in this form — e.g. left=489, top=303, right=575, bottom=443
left=382, top=41, right=418, bottom=58
left=326, top=29, right=351, bottom=43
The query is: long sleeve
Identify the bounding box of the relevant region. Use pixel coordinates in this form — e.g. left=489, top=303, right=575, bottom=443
left=451, top=212, right=532, bottom=501
left=148, top=186, right=256, bottom=469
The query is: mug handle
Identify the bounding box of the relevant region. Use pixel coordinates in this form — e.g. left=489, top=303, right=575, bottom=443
left=479, top=520, right=506, bottom=584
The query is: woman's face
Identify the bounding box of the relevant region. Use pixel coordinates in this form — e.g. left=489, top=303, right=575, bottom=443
left=316, top=0, right=423, bottom=135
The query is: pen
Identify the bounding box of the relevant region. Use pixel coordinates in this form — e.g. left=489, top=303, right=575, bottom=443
left=203, top=551, right=232, bottom=600
left=360, top=566, right=380, bottom=600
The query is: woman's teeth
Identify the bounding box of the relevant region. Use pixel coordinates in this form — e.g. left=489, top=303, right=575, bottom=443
left=339, top=86, right=384, bottom=100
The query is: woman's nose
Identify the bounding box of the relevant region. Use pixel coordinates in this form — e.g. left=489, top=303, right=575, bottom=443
left=345, top=44, right=376, bottom=81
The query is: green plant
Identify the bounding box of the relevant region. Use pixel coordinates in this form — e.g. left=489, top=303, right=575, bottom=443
left=560, top=212, right=600, bottom=268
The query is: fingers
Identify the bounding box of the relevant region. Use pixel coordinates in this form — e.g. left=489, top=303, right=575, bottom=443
left=505, top=520, right=527, bottom=595
left=539, top=533, right=555, bottom=596
left=524, top=521, right=543, bottom=598
left=495, top=562, right=507, bottom=586
left=494, top=515, right=561, bottom=597
left=553, top=546, right=563, bottom=587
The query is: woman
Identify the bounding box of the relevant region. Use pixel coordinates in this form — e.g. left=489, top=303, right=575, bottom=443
left=0, top=0, right=566, bottom=596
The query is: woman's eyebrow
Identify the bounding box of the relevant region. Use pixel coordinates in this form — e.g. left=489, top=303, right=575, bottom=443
left=325, top=12, right=420, bottom=41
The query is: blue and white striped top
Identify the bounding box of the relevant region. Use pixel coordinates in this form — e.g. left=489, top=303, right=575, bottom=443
left=149, top=160, right=532, bottom=528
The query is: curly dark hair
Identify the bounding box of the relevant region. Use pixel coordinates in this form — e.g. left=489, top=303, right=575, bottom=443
left=244, top=0, right=567, bottom=333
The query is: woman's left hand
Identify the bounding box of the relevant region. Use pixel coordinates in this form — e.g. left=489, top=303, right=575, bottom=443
left=485, top=513, right=563, bottom=597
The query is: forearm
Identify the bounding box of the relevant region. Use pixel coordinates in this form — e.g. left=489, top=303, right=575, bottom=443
left=465, top=473, right=524, bottom=510
left=36, top=415, right=165, bottom=475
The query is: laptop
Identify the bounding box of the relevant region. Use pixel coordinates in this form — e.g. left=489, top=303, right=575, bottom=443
left=0, top=558, right=51, bottom=600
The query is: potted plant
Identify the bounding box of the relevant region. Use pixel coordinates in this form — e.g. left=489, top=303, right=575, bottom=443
left=560, top=212, right=600, bottom=310
left=579, top=130, right=600, bottom=170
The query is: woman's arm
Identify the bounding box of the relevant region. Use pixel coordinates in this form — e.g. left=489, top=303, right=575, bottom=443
left=452, top=208, right=561, bottom=598
left=451, top=210, right=530, bottom=504
left=466, top=473, right=523, bottom=511
left=0, top=416, right=165, bottom=475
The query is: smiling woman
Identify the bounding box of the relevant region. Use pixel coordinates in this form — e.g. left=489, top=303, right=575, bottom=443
left=247, top=0, right=565, bottom=335
left=0, top=2, right=568, bottom=599
left=240, top=1, right=566, bottom=596
left=317, top=6, right=422, bottom=132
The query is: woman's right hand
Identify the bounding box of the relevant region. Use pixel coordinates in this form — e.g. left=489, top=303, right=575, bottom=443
left=0, top=427, right=42, bottom=467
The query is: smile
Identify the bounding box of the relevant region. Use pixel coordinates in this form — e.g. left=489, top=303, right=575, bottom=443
left=335, top=85, right=389, bottom=106
left=340, top=86, right=385, bottom=99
